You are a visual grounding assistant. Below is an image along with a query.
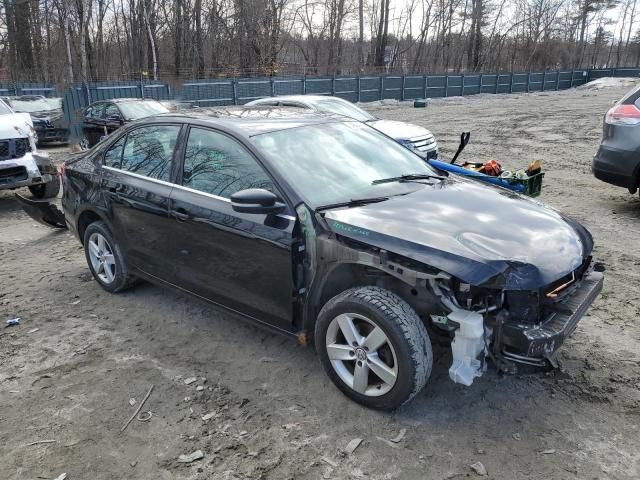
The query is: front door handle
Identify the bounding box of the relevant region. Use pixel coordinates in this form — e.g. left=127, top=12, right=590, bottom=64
left=172, top=208, right=190, bottom=222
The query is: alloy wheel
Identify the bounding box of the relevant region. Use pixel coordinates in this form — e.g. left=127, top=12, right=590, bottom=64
left=87, top=232, right=116, bottom=284
left=325, top=313, right=398, bottom=396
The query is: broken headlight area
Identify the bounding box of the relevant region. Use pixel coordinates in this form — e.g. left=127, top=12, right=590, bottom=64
left=429, top=258, right=604, bottom=386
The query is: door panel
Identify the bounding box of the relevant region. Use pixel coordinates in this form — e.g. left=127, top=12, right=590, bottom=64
left=168, top=126, right=295, bottom=329
left=99, top=124, right=181, bottom=280
left=169, top=188, right=295, bottom=329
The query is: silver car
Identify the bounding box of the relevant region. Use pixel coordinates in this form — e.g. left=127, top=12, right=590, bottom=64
left=245, top=95, right=438, bottom=159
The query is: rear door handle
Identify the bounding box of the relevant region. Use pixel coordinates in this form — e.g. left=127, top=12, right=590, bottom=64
left=172, top=208, right=190, bottom=222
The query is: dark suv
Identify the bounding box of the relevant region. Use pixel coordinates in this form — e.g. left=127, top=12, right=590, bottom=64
left=17, top=109, right=603, bottom=409
left=593, top=84, right=640, bottom=194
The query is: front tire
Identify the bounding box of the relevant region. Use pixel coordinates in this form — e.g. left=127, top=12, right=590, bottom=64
left=315, top=286, right=432, bottom=409
left=28, top=175, right=60, bottom=199
left=83, top=221, right=136, bottom=293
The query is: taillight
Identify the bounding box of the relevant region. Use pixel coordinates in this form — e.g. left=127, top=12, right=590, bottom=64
left=605, top=104, right=640, bottom=126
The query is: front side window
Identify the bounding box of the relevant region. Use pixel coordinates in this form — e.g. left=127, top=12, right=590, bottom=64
left=119, top=125, right=180, bottom=180
left=104, top=104, right=120, bottom=119
left=182, top=127, right=274, bottom=198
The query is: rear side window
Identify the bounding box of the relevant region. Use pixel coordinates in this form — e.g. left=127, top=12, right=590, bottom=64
left=182, top=127, right=274, bottom=197
left=85, top=104, right=103, bottom=119
left=119, top=125, right=180, bottom=181
left=104, top=136, right=126, bottom=168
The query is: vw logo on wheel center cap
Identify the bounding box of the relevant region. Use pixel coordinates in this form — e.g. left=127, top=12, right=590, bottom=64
left=355, top=348, right=367, bottom=361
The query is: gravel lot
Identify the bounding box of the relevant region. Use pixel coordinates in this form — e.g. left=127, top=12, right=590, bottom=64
left=1, top=81, right=639, bottom=480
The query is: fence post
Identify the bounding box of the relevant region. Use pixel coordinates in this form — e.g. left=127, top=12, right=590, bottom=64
left=509, top=72, right=514, bottom=93
left=423, top=75, right=428, bottom=99
left=570, top=69, right=575, bottom=88
left=461, top=74, right=465, bottom=96
left=556, top=70, right=560, bottom=90
left=270, top=78, right=275, bottom=97
left=12, top=83, right=19, bottom=96
left=541, top=71, right=546, bottom=92
left=526, top=71, right=531, bottom=93
left=331, top=75, right=336, bottom=96
left=401, top=74, right=406, bottom=101
left=611, top=67, right=615, bottom=77
left=379, top=76, right=384, bottom=100
left=445, top=75, right=449, bottom=97
left=357, top=76, right=361, bottom=103
left=303, top=75, right=307, bottom=95
left=495, top=73, right=499, bottom=94
left=479, top=73, right=483, bottom=94
left=232, top=80, right=238, bottom=105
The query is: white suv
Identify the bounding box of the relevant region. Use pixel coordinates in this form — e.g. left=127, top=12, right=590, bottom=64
left=0, top=99, right=60, bottom=198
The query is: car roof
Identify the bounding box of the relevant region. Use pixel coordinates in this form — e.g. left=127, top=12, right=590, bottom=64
left=250, top=95, right=344, bottom=105
left=141, top=107, right=353, bottom=137
left=90, top=98, right=160, bottom=105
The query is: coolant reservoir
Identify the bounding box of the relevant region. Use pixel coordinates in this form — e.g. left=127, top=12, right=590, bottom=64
left=448, top=310, right=485, bottom=386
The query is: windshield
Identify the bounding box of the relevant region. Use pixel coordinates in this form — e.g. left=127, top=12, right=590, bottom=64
left=252, top=121, right=439, bottom=207
left=314, top=98, right=375, bottom=122
left=0, top=100, right=13, bottom=115
left=9, top=97, right=62, bottom=113
left=118, top=100, right=169, bottom=120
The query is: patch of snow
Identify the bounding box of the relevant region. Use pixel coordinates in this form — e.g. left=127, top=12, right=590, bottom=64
left=577, top=77, right=640, bottom=90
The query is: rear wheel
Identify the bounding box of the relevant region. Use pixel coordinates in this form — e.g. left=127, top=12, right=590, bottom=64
left=315, top=286, right=432, bottom=409
left=28, top=175, right=60, bottom=199
left=83, top=221, right=136, bottom=293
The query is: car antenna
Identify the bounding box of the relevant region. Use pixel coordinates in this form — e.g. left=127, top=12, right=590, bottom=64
left=450, top=131, right=470, bottom=164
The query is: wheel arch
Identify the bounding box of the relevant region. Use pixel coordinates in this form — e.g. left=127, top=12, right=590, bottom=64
left=303, top=261, right=441, bottom=339
left=76, top=207, right=110, bottom=243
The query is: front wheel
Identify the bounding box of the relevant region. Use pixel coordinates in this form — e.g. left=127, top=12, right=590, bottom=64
left=315, top=286, right=433, bottom=409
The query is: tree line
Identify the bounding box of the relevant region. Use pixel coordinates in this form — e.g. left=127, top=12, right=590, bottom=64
left=1, top=0, right=638, bottom=84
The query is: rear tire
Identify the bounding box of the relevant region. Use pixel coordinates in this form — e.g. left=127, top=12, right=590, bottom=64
left=28, top=175, right=60, bottom=199
left=83, top=221, right=136, bottom=293
left=315, top=286, right=432, bottom=409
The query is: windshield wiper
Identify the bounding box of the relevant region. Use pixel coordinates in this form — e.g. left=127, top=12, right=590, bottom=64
left=371, top=173, right=446, bottom=185
left=315, top=196, right=389, bottom=212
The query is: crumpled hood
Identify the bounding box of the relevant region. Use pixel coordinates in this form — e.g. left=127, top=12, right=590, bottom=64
left=368, top=119, right=434, bottom=140
left=323, top=178, right=592, bottom=289
left=0, top=113, right=34, bottom=140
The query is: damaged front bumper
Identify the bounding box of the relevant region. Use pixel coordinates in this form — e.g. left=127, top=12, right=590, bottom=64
left=498, top=269, right=604, bottom=367
left=0, top=152, right=56, bottom=190
left=446, top=268, right=604, bottom=385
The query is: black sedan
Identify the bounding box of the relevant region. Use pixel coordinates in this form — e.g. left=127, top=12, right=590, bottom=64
left=17, top=109, right=603, bottom=409
left=593, top=84, right=640, bottom=194
left=81, top=98, right=169, bottom=148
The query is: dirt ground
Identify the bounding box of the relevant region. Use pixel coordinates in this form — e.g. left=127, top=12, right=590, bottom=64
left=2, top=81, right=640, bottom=480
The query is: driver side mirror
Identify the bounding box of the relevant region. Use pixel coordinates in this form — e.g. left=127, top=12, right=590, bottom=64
left=230, top=188, right=285, bottom=215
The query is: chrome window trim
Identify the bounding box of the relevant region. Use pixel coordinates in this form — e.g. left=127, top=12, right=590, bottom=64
left=102, top=165, right=176, bottom=188
left=102, top=165, right=296, bottom=222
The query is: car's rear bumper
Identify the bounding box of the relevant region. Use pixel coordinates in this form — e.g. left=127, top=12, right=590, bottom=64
left=14, top=194, right=67, bottom=228
left=498, top=270, right=604, bottom=366
left=593, top=145, right=640, bottom=190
